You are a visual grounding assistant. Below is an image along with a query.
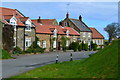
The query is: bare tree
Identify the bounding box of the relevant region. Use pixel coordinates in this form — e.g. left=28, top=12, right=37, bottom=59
left=104, top=23, right=119, bottom=43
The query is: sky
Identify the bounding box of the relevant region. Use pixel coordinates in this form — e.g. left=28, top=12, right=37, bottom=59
left=1, top=2, right=118, bottom=39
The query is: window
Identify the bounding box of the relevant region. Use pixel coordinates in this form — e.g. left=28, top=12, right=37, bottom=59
left=37, top=41, right=40, bottom=46
left=13, top=37, right=16, bottom=47
left=96, top=40, right=98, bottom=45
left=25, top=24, right=31, bottom=31
left=10, top=21, right=16, bottom=31
left=88, top=33, right=91, bottom=37
left=43, top=41, right=46, bottom=48
left=66, top=30, right=69, bottom=37
left=53, top=29, right=57, bottom=37
left=66, top=40, right=69, bottom=46
left=73, top=36, right=76, bottom=39
left=101, top=40, right=104, bottom=45
left=83, top=32, right=86, bottom=37
left=25, top=38, right=31, bottom=47
left=64, top=22, right=67, bottom=26
left=93, top=40, right=95, bottom=43
left=53, top=41, right=56, bottom=48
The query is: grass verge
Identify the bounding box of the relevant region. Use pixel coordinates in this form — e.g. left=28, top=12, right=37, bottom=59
left=9, top=40, right=119, bottom=78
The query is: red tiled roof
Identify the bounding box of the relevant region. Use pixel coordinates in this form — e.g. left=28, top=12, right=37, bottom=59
left=20, top=17, right=29, bottom=22
left=64, top=27, right=80, bottom=36
left=32, top=19, right=80, bottom=36
left=32, top=19, right=56, bottom=25
left=0, top=7, right=35, bottom=27
left=90, top=27, right=104, bottom=39
left=4, top=15, right=13, bottom=20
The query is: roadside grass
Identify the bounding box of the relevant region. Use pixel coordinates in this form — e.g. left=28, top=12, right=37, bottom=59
left=0, top=49, right=13, bottom=59
left=10, top=40, right=119, bottom=78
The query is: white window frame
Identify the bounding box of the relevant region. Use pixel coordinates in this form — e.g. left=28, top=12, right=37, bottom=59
left=66, top=40, right=69, bottom=47
left=73, top=36, right=76, bottom=39
left=37, top=41, right=40, bottom=46
left=25, top=38, right=31, bottom=47
left=43, top=41, right=46, bottom=48
left=53, top=40, right=56, bottom=48
left=96, top=40, right=98, bottom=45
left=66, top=30, right=69, bottom=37
left=83, top=32, right=86, bottom=37
left=101, top=40, right=104, bottom=45
left=88, top=33, right=91, bottom=37
left=53, top=29, right=57, bottom=37
left=25, top=24, right=31, bottom=31
left=10, top=16, right=17, bottom=31
left=13, top=37, right=16, bottom=47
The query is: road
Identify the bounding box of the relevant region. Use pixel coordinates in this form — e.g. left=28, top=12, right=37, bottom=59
left=1, top=51, right=96, bottom=78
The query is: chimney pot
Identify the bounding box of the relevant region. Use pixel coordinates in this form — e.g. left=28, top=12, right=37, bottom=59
left=79, top=15, right=82, bottom=21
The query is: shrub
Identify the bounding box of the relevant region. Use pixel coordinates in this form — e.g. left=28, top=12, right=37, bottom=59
left=70, top=42, right=79, bottom=52
left=26, top=40, right=45, bottom=54
left=13, top=46, right=22, bottom=54
left=92, top=43, right=97, bottom=51
left=78, top=44, right=82, bottom=51
left=84, top=43, right=88, bottom=51
left=81, top=41, right=85, bottom=50
left=60, top=36, right=67, bottom=52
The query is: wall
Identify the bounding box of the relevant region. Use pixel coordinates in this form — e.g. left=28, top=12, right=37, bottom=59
left=25, top=27, right=36, bottom=50
left=36, top=34, right=51, bottom=52
left=16, top=27, right=25, bottom=51
left=92, top=39, right=104, bottom=48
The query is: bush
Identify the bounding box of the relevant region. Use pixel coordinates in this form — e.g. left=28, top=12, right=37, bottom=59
left=78, top=44, right=82, bottom=51
left=26, top=41, right=45, bottom=54
left=84, top=43, right=88, bottom=51
left=13, top=46, right=22, bottom=54
left=81, top=41, right=85, bottom=50
left=60, top=36, right=67, bottom=52
left=70, top=42, right=79, bottom=52
left=92, top=43, right=97, bottom=51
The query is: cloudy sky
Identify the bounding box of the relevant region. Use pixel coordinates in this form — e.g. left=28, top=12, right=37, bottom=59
left=2, top=2, right=118, bottom=39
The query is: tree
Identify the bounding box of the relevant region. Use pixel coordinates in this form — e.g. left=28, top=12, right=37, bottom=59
left=2, top=24, right=14, bottom=53
left=60, top=36, right=67, bottom=52
left=104, top=23, right=119, bottom=43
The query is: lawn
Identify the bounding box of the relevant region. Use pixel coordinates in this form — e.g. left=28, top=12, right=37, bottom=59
left=10, top=40, right=119, bottom=78
left=0, top=49, right=13, bottom=59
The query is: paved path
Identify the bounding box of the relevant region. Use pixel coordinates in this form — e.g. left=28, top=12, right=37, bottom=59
left=1, top=51, right=96, bottom=78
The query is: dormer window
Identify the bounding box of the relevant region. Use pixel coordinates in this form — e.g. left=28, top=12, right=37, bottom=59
left=53, top=29, right=57, bottom=37
left=10, top=16, right=17, bottom=31
left=26, top=24, right=31, bottom=31
left=25, top=19, right=32, bottom=31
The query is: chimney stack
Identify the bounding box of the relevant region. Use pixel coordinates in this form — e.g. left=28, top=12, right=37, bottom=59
left=66, top=12, right=69, bottom=18
left=79, top=15, right=82, bottom=21
left=37, top=16, right=41, bottom=23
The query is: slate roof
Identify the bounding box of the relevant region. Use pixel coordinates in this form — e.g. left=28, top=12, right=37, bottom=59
left=90, top=27, right=104, bottom=39
left=69, top=18, right=92, bottom=32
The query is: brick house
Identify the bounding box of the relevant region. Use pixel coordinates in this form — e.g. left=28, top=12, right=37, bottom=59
left=60, top=13, right=92, bottom=46
left=90, top=27, right=104, bottom=48
left=0, top=7, right=36, bottom=51
left=32, top=18, right=80, bottom=52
